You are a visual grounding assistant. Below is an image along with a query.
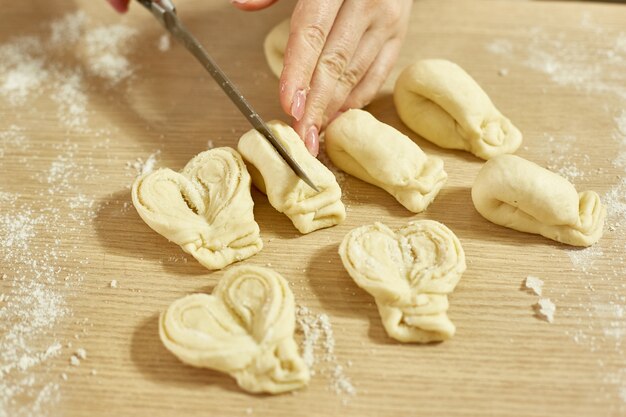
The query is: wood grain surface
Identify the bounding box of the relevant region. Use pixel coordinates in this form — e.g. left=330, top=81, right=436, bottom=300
left=1, top=1, right=625, bottom=416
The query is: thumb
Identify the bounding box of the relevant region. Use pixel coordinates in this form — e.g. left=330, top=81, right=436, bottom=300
left=229, top=0, right=278, bottom=11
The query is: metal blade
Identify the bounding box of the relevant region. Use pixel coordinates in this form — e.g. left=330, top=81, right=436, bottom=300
left=150, top=7, right=319, bottom=192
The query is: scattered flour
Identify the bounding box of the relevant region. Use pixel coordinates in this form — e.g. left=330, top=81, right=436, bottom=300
left=295, top=306, right=356, bottom=401
left=84, top=25, right=137, bottom=84
left=158, top=34, right=171, bottom=52
left=0, top=10, right=138, bottom=416
left=127, top=150, right=161, bottom=176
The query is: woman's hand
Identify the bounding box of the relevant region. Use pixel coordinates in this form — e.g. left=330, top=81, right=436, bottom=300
left=279, top=0, right=413, bottom=155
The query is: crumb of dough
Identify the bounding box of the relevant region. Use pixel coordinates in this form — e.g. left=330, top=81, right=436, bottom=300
left=536, top=298, right=556, bottom=323
left=110, top=280, right=118, bottom=288
left=498, top=68, right=509, bottom=77
left=525, top=275, right=544, bottom=296
left=60, top=373, right=68, bottom=381
left=69, top=355, right=80, bottom=366
left=75, top=348, right=87, bottom=360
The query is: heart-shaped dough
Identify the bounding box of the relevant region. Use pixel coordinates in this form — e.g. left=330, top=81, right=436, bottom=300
left=160, top=265, right=310, bottom=394
left=325, top=109, right=447, bottom=213
left=339, top=220, right=466, bottom=343
left=394, top=59, right=522, bottom=160
left=264, top=18, right=289, bottom=78
left=238, top=121, right=346, bottom=234
left=132, top=147, right=263, bottom=270
left=472, top=154, right=605, bottom=246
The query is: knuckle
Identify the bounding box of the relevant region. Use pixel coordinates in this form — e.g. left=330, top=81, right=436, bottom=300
left=319, top=49, right=351, bottom=78
left=338, top=66, right=362, bottom=89
left=300, top=24, right=327, bottom=53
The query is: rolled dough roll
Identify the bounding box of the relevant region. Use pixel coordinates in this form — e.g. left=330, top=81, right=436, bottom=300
left=394, top=59, right=522, bottom=160
left=471, top=154, right=605, bottom=246
left=238, top=121, right=346, bottom=234
left=325, top=109, right=447, bottom=213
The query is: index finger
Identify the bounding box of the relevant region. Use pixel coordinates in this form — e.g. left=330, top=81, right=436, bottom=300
left=279, top=0, right=343, bottom=122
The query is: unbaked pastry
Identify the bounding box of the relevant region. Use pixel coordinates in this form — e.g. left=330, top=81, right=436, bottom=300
left=339, top=220, right=466, bottom=343
left=264, top=18, right=289, bottom=78
left=132, top=147, right=262, bottom=270
left=394, top=59, right=522, bottom=160
left=471, top=154, right=605, bottom=246
left=160, top=265, right=310, bottom=394
left=325, top=109, right=447, bottom=213
left=237, top=121, right=346, bottom=234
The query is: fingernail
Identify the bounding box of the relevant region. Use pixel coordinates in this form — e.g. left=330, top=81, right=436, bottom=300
left=305, top=126, right=319, bottom=156
left=230, top=0, right=248, bottom=4
left=291, top=89, right=306, bottom=121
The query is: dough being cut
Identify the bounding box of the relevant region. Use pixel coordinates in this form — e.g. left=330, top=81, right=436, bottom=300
left=238, top=121, right=346, bottom=234
left=394, top=59, right=522, bottom=160
left=471, top=154, right=605, bottom=246
left=132, top=147, right=262, bottom=270
left=325, top=109, right=447, bottom=213
left=160, top=265, right=310, bottom=394
left=339, top=220, right=466, bottom=343
left=264, top=18, right=289, bottom=78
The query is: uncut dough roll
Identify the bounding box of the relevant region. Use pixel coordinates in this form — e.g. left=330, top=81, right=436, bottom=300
left=471, top=154, right=605, bottom=246
left=238, top=121, right=346, bottom=234
left=264, top=18, right=289, bottom=78
left=160, top=265, right=310, bottom=394
left=339, top=220, right=466, bottom=343
left=325, top=109, right=447, bottom=213
left=394, top=59, right=522, bottom=160
left=132, top=147, right=262, bottom=270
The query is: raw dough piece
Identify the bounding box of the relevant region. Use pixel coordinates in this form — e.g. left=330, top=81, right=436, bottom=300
left=238, top=121, right=346, bottom=234
left=264, top=18, right=289, bottom=78
left=339, top=220, right=466, bottom=343
left=325, top=109, right=447, bottom=213
left=160, top=266, right=310, bottom=394
left=471, top=154, right=605, bottom=246
left=394, top=59, right=522, bottom=160
left=132, top=147, right=262, bottom=270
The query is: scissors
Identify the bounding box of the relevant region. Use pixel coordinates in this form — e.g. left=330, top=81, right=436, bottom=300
left=135, top=0, right=318, bottom=191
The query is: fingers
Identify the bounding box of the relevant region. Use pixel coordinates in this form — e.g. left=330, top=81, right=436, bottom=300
left=107, top=0, right=129, bottom=13
left=278, top=0, right=344, bottom=122
left=291, top=2, right=371, bottom=155
left=321, top=29, right=387, bottom=127
left=342, top=37, right=403, bottom=110
left=229, top=0, right=279, bottom=11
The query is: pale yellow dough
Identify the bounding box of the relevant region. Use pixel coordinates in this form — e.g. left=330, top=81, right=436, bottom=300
left=131, top=147, right=262, bottom=270
left=325, top=109, right=447, bottom=213
left=339, top=220, right=466, bottom=343
left=159, top=265, right=310, bottom=394
left=472, top=154, right=605, bottom=246
left=237, top=121, right=346, bottom=234
left=264, top=18, right=289, bottom=78
left=394, top=59, right=522, bottom=160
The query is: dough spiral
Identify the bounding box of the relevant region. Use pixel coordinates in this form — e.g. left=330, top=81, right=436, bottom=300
left=160, top=266, right=310, bottom=394
left=339, top=220, right=466, bottom=343
left=132, top=147, right=263, bottom=270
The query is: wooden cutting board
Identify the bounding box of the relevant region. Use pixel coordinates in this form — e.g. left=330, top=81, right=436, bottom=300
left=1, top=1, right=625, bottom=416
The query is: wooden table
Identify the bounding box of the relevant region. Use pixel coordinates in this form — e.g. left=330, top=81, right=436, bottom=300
left=1, top=1, right=625, bottom=416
